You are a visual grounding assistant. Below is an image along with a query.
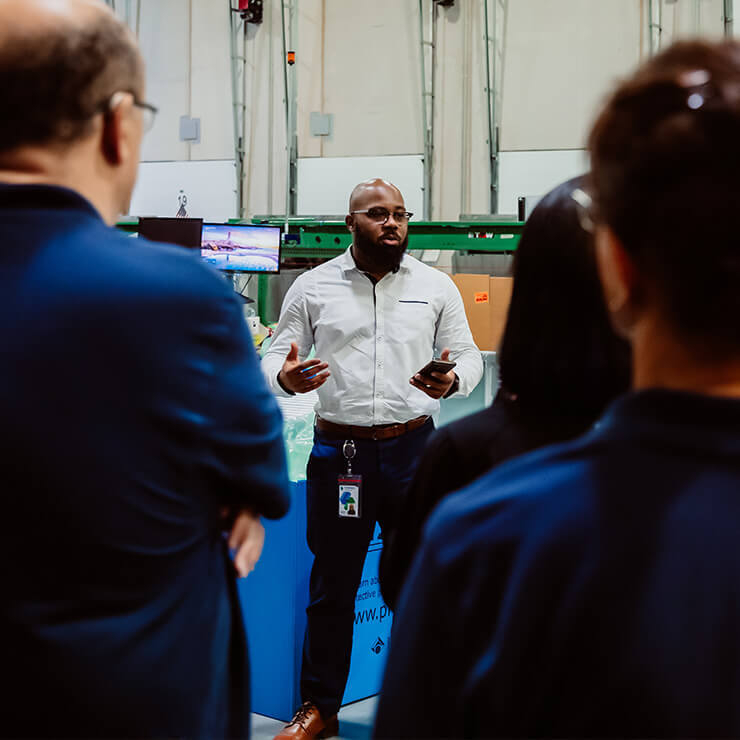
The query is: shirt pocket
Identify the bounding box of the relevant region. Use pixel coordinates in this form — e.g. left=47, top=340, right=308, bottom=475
left=393, top=299, right=436, bottom=345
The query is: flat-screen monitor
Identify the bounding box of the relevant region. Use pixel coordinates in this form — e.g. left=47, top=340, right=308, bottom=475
left=201, top=223, right=281, bottom=273
left=138, top=217, right=204, bottom=249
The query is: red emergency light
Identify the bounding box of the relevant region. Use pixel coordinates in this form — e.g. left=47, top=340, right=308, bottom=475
left=234, top=0, right=262, bottom=23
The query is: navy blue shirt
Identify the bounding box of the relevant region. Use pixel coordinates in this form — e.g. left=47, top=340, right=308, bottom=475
left=0, top=184, right=290, bottom=738
left=378, top=393, right=599, bottom=611
left=375, top=389, right=740, bottom=738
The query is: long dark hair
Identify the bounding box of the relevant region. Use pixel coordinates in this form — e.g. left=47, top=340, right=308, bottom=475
left=497, top=175, right=631, bottom=417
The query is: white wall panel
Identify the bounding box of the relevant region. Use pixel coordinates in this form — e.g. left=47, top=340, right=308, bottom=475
left=128, top=160, right=237, bottom=222
left=297, top=155, right=423, bottom=218
left=497, top=149, right=589, bottom=216
left=297, top=0, right=324, bottom=159
left=500, top=0, right=642, bottom=152
left=138, top=0, right=190, bottom=162
left=319, top=0, right=422, bottom=157
left=190, top=0, right=234, bottom=161
left=137, top=0, right=233, bottom=163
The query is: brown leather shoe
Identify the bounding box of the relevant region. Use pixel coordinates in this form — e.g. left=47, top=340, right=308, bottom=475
left=273, top=701, right=339, bottom=740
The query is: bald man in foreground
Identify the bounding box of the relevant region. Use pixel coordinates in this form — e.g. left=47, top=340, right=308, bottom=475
left=262, top=180, right=482, bottom=739
left=0, top=1, right=290, bottom=737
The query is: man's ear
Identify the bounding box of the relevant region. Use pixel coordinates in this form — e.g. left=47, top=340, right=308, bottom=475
left=595, top=225, right=641, bottom=339
left=345, top=214, right=354, bottom=232
left=100, top=93, right=134, bottom=166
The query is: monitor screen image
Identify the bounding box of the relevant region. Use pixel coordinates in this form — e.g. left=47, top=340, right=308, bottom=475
left=201, top=223, right=281, bottom=273
left=137, top=217, right=203, bottom=249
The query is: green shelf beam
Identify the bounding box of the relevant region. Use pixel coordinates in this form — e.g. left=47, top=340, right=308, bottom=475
left=116, top=218, right=139, bottom=234
left=242, top=217, right=523, bottom=255
left=117, top=217, right=523, bottom=256
left=117, top=216, right=523, bottom=326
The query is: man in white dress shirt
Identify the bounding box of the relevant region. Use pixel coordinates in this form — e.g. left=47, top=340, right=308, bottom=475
left=263, top=179, right=482, bottom=740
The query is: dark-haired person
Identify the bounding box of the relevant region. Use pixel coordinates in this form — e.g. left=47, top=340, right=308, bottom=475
left=262, top=178, right=482, bottom=740
left=0, top=1, right=289, bottom=737
left=378, top=175, right=631, bottom=612
left=374, top=39, right=740, bottom=739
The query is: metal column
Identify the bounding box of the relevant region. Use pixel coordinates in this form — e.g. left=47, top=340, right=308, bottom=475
left=724, top=0, right=734, bottom=37
left=483, top=0, right=506, bottom=215
left=281, top=0, right=298, bottom=222
left=229, top=4, right=248, bottom=219
left=418, top=0, right=436, bottom=221
left=648, top=0, right=663, bottom=56
left=103, top=0, right=141, bottom=32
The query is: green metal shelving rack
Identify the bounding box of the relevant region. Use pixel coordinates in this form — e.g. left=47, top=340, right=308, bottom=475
left=118, top=216, right=524, bottom=323
left=240, top=217, right=524, bottom=324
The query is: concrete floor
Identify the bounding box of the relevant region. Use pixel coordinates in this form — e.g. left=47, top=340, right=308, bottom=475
left=251, top=696, right=378, bottom=740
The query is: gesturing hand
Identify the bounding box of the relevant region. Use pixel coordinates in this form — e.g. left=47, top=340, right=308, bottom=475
left=410, top=347, right=456, bottom=399
left=227, top=509, right=265, bottom=578
left=278, top=342, right=330, bottom=394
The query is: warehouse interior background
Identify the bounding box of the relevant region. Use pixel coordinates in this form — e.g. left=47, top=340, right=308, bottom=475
left=107, top=0, right=736, bottom=227
left=30, top=3, right=738, bottom=737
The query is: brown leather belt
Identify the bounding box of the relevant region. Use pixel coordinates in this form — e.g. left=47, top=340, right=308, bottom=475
left=316, top=415, right=430, bottom=441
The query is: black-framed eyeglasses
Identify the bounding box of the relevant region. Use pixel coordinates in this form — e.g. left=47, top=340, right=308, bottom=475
left=350, top=207, right=414, bottom=224
left=98, top=91, right=158, bottom=133
left=570, top=187, right=595, bottom=234
left=132, top=98, right=158, bottom=133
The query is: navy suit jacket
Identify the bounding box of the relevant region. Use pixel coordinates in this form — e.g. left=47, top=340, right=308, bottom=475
left=375, top=389, right=740, bottom=738
left=0, top=184, right=290, bottom=738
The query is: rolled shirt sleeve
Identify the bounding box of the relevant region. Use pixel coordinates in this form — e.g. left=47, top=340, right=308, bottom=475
left=261, top=277, right=314, bottom=398
left=434, top=275, right=484, bottom=397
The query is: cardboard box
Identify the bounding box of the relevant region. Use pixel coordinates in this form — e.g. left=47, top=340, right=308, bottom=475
left=451, top=273, right=513, bottom=352
left=450, top=274, right=491, bottom=350
left=489, top=276, right=514, bottom=351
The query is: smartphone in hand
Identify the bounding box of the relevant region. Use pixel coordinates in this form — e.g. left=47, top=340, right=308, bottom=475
left=417, top=359, right=457, bottom=378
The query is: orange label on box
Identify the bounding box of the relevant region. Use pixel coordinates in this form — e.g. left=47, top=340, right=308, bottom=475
left=474, top=292, right=489, bottom=304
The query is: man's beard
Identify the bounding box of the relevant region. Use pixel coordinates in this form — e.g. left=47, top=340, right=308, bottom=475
left=353, top=229, right=409, bottom=274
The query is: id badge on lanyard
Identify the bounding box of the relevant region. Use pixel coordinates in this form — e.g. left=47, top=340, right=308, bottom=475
left=338, top=439, right=362, bottom=519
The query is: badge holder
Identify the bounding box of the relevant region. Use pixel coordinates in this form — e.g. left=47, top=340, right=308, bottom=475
left=338, top=439, right=362, bottom=518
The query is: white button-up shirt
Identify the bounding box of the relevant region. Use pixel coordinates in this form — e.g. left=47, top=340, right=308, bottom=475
left=261, top=248, right=483, bottom=425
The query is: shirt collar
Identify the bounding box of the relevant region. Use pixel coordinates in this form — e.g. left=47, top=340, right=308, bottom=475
left=598, top=388, right=740, bottom=454
left=0, top=182, right=103, bottom=221
left=339, top=245, right=412, bottom=276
